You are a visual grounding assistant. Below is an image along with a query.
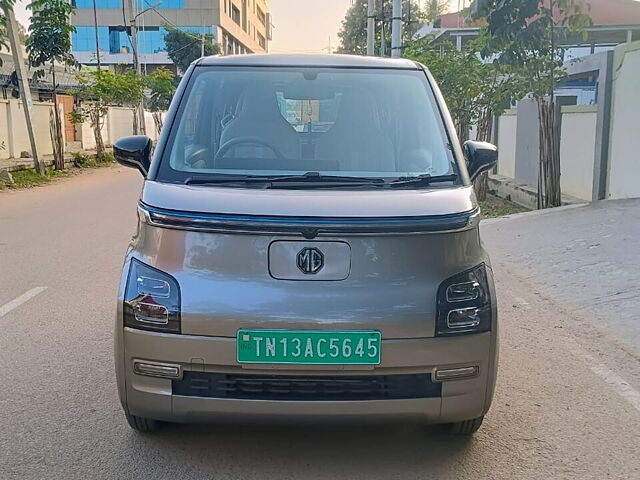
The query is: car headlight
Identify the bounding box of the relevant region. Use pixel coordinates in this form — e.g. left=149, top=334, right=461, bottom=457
left=123, top=258, right=181, bottom=333
left=436, top=264, right=492, bottom=336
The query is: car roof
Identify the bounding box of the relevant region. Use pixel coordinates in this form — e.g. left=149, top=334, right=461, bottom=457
left=197, top=54, right=420, bottom=70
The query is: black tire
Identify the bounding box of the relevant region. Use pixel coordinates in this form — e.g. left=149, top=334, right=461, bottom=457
left=125, top=413, right=162, bottom=433
left=448, top=415, right=484, bottom=435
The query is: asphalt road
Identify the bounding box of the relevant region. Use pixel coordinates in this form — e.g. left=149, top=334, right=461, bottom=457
left=1, top=167, right=639, bottom=480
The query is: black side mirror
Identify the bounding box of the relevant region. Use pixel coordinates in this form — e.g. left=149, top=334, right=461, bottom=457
left=463, top=140, right=498, bottom=182
left=113, top=135, right=152, bottom=177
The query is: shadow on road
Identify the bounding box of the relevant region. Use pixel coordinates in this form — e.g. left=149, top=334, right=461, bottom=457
left=117, top=422, right=477, bottom=478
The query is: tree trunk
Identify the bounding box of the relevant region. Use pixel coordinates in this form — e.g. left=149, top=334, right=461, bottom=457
left=473, top=108, right=494, bottom=201
left=132, top=108, right=139, bottom=135
left=152, top=111, right=163, bottom=137
left=51, top=64, right=65, bottom=170
left=537, top=97, right=562, bottom=208
left=90, top=105, right=105, bottom=159
left=456, top=120, right=469, bottom=144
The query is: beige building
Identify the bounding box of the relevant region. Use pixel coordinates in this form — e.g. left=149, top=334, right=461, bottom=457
left=71, top=0, right=271, bottom=69
left=218, top=0, right=271, bottom=55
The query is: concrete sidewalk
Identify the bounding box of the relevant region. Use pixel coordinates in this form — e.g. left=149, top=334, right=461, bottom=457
left=481, top=198, right=640, bottom=357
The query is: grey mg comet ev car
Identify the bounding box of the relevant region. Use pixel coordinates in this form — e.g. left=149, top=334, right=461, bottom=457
left=113, top=54, right=499, bottom=435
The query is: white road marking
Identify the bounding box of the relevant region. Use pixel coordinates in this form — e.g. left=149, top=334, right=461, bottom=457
left=0, top=287, right=48, bottom=318
left=564, top=337, right=640, bottom=413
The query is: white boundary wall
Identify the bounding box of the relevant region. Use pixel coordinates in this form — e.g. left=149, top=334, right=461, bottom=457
left=0, top=99, right=166, bottom=160
left=608, top=41, right=640, bottom=199
left=559, top=106, right=597, bottom=201
left=79, top=107, right=163, bottom=150
left=0, top=99, right=58, bottom=160
left=496, top=110, right=517, bottom=179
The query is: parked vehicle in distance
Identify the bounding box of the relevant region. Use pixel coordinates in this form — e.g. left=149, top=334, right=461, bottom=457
left=113, top=54, right=499, bottom=435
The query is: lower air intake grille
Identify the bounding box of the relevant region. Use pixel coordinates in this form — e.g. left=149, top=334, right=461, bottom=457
left=172, top=372, right=441, bottom=401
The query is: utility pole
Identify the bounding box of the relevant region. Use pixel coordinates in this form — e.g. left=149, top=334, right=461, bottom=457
left=380, top=0, right=386, bottom=57
left=127, top=0, right=146, bottom=135
left=3, top=7, right=44, bottom=174
left=92, top=0, right=101, bottom=70
left=391, top=0, right=402, bottom=58
left=367, top=0, right=376, bottom=56
left=200, top=18, right=205, bottom=57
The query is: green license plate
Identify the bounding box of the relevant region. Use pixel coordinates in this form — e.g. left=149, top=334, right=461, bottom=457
left=237, top=329, right=381, bottom=365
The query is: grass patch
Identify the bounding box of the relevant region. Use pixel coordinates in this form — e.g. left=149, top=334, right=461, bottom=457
left=480, top=194, right=529, bottom=218
left=0, top=168, right=70, bottom=190
left=1, top=151, right=116, bottom=191
left=72, top=151, right=114, bottom=169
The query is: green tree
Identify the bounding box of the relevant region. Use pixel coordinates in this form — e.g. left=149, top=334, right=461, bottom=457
left=114, top=67, right=145, bottom=134
left=164, top=25, right=220, bottom=73
left=337, top=0, right=422, bottom=56
left=405, top=39, right=484, bottom=142
left=145, top=66, right=176, bottom=135
left=406, top=31, right=524, bottom=200
left=476, top=0, right=591, bottom=208
left=72, top=70, right=145, bottom=159
left=26, top=0, right=77, bottom=170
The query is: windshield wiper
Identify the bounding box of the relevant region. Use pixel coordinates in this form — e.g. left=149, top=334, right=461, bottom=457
left=388, top=174, right=458, bottom=188
left=184, top=172, right=386, bottom=187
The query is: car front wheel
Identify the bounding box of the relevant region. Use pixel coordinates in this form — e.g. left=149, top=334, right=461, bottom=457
left=125, top=413, right=162, bottom=433
left=448, top=415, right=484, bottom=435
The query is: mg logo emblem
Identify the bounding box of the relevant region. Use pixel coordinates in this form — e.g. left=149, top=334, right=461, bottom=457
left=297, top=247, right=324, bottom=275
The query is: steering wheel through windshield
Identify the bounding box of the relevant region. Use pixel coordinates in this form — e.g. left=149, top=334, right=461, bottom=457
left=215, top=136, right=286, bottom=164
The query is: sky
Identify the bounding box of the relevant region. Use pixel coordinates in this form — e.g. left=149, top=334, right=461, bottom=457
left=13, top=1, right=29, bottom=28
left=268, top=0, right=353, bottom=54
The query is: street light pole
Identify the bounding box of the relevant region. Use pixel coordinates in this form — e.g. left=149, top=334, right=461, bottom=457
left=127, top=0, right=146, bottom=135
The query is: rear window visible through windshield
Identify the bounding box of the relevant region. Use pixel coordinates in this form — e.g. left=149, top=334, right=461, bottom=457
left=156, top=66, right=455, bottom=184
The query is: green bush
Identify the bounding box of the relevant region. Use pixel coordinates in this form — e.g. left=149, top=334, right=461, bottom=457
left=71, top=152, right=94, bottom=168
left=99, top=151, right=115, bottom=163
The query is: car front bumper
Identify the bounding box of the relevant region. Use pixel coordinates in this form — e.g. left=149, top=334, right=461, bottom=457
left=116, top=328, right=498, bottom=424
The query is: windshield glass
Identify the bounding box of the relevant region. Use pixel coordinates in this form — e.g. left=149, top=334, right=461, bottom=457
left=156, top=66, right=456, bottom=186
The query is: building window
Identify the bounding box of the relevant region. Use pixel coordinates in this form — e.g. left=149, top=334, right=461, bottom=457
left=256, top=5, right=266, bottom=26
left=231, top=4, right=241, bottom=25
left=257, top=31, right=265, bottom=49
left=72, top=26, right=109, bottom=51
left=138, top=27, right=165, bottom=54
left=74, top=0, right=121, bottom=8
left=73, top=25, right=213, bottom=55
left=108, top=27, right=129, bottom=53
left=141, top=26, right=212, bottom=54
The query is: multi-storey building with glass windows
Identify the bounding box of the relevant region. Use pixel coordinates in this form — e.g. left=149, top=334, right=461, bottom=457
left=71, top=0, right=271, bottom=71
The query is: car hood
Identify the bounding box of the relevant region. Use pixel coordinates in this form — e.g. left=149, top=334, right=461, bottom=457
left=141, top=181, right=477, bottom=218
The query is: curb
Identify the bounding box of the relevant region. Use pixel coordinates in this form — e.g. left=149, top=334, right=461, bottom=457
left=481, top=202, right=589, bottom=225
